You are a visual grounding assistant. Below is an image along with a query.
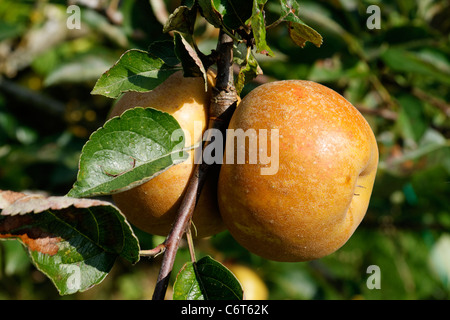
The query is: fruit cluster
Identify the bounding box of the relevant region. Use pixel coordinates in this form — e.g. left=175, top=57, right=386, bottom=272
left=109, top=71, right=378, bottom=262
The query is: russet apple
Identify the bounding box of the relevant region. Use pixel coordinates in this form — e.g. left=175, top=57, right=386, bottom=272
left=226, top=264, right=269, bottom=300
left=109, top=70, right=225, bottom=238
left=218, top=80, right=378, bottom=261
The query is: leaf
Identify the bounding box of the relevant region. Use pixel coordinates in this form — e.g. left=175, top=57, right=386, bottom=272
left=173, top=256, right=243, bottom=300
left=148, top=40, right=180, bottom=67
left=248, top=0, right=274, bottom=56
left=181, top=0, right=196, bottom=9
left=91, top=49, right=181, bottom=99
left=396, top=94, right=428, bottom=143
left=429, top=233, right=450, bottom=289
left=379, top=129, right=450, bottom=173
left=287, top=20, right=323, bottom=48
left=0, top=21, right=24, bottom=42
left=0, top=190, right=140, bottom=295
left=381, top=48, right=450, bottom=85
left=1, top=240, right=31, bottom=276
left=279, top=0, right=323, bottom=48
left=163, top=5, right=197, bottom=34
left=44, top=54, right=114, bottom=87
left=233, top=43, right=263, bottom=95
left=81, top=8, right=128, bottom=48
left=67, top=107, right=189, bottom=198
left=198, top=0, right=224, bottom=29
left=218, top=0, right=253, bottom=30
left=197, top=0, right=251, bottom=36
left=174, top=32, right=208, bottom=87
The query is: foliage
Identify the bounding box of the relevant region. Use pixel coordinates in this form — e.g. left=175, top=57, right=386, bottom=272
left=0, top=0, right=449, bottom=300
left=173, top=256, right=243, bottom=300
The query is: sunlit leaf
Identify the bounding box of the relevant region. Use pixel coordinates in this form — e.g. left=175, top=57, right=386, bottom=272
left=67, top=107, right=189, bottom=198
left=91, top=49, right=181, bottom=98
left=279, top=0, right=323, bottom=48
left=248, top=0, right=274, bottom=56
left=233, top=43, right=263, bottom=95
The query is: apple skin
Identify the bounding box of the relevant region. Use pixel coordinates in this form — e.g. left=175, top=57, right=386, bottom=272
left=227, top=264, right=269, bottom=300
left=217, top=80, right=378, bottom=262
left=109, top=70, right=225, bottom=238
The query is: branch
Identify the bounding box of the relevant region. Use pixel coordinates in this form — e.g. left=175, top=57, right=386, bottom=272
left=355, top=104, right=398, bottom=121
left=151, top=29, right=237, bottom=300
left=412, top=87, right=450, bottom=118
left=0, top=77, right=66, bottom=118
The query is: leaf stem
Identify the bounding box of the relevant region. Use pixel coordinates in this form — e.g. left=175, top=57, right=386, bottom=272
left=186, top=226, right=196, bottom=263
left=151, top=29, right=237, bottom=300
left=139, top=243, right=166, bottom=257
left=266, top=12, right=290, bottom=30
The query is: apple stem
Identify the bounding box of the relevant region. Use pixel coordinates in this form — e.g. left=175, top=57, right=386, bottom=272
left=151, top=29, right=238, bottom=300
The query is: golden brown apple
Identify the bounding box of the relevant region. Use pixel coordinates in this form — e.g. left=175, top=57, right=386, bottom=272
left=227, top=264, right=269, bottom=300
left=218, top=80, right=378, bottom=261
left=109, top=70, right=225, bottom=238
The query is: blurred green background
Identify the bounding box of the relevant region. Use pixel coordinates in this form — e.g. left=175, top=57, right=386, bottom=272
left=0, top=0, right=449, bottom=300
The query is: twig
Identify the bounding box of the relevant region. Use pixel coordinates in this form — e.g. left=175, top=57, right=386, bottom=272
left=152, top=29, right=237, bottom=300
left=355, top=104, right=398, bottom=121
left=0, top=77, right=66, bottom=117
left=151, top=161, right=204, bottom=299
left=266, top=12, right=290, bottom=30
left=139, top=243, right=166, bottom=257
left=412, top=87, right=450, bottom=117
left=186, top=227, right=196, bottom=263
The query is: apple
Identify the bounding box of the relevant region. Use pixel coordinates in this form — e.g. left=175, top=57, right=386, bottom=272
left=109, top=70, right=225, bottom=238
left=217, top=80, right=378, bottom=261
left=227, top=264, right=269, bottom=300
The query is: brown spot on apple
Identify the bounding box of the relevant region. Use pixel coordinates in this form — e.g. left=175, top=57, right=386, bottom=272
left=345, top=175, right=352, bottom=184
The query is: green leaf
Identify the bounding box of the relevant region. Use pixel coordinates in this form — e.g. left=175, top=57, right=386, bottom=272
left=429, top=233, right=450, bottom=289
left=163, top=5, right=197, bottom=34
left=218, top=0, right=253, bottom=30
left=279, top=0, right=323, bottom=48
left=197, top=0, right=251, bottom=36
left=181, top=0, right=196, bottom=9
left=67, top=107, right=189, bottom=198
left=174, top=32, right=208, bottom=86
left=1, top=240, right=31, bottom=276
left=173, top=256, right=243, bottom=300
left=381, top=48, right=450, bottom=85
left=148, top=40, right=180, bottom=67
left=198, top=0, right=224, bottom=29
left=233, top=43, right=263, bottom=95
left=91, top=49, right=181, bottom=99
left=0, top=190, right=140, bottom=295
left=248, top=0, right=274, bottom=56
left=396, top=94, right=428, bottom=143
left=0, top=21, right=24, bottom=42
left=44, top=54, right=114, bottom=87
